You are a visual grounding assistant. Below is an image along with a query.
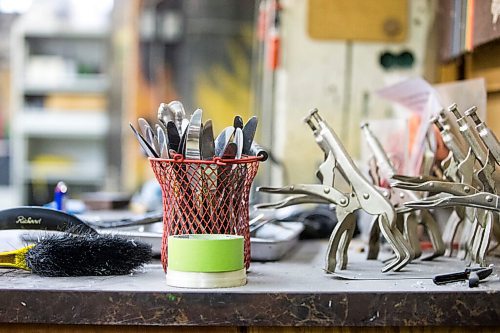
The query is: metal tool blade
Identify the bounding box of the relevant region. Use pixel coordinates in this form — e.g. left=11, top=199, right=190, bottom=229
left=156, top=124, right=170, bottom=158
left=254, top=194, right=331, bottom=209
left=181, top=118, right=189, bottom=135
left=145, top=125, right=160, bottom=156
left=234, top=127, right=243, bottom=159
left=318, top=151, right=335, bottom=186
left=214, top=126, right=235, bottom=157
left=185, top=109, right=202, bottom=160
left=138, top=118, right=152, bottom=140
left=166, top=121, right=180, bottom=153
left=129, top=123, right=159, bottom=158
left=137, top=118, right=160, bottom=155
left=168, top=100, right=186, bottom=134
left=242, top=116, right=258, bottom=155
left=157, top=103, right=173, bottom=127
left=200, top=119, right=215, bottom=160
left=178, top=128, right=188, bottom=157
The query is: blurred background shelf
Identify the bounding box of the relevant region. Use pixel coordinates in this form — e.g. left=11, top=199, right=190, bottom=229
left=9, top=6, right=113, bottom=205
left=23, top=28, right=109, bottom=39
left=15, top=111, right=108, bottom=137
left=23, top=75, right=109, bottom=94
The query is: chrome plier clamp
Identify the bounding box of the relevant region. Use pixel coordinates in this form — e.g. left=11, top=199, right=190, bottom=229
left=405, top=192, right=500, bottom=213
left=392, top=176, right=480, bottom=197
left=259, top=109, right=413, bottom=273
left=361, top=123, right=445, bottom=260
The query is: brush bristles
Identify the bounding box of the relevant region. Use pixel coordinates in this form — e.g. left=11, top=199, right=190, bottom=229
left=25, top=233, right=152, bottom=277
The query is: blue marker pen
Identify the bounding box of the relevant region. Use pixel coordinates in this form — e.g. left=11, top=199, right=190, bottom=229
left=54, top=181, right=68, bottom=211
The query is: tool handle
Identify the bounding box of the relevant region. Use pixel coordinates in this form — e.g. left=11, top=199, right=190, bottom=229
left=305, top=109, right=394, bottom=218
left=449, top=105, right=488, bottom=166
left=249, top=142, right=269, bottom=161
left=442, top=131, right=467, bottom=162
left=361, top=123, right=396, bottom=178
left=0, top=207, right=97, bottom=234
left=467, top=268, right=493, bottom=287
left=464, top=106, right=500, bottom=162
left=0, top=245, right=34, bottom=270
left=433, top=271, right=468, bottom=284
left=443, top=193, right=500, bottom=212
left=468, top=272, right=480, bottom=288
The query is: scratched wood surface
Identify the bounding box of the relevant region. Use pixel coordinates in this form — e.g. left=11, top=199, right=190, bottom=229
left=0, top=325, right=236, bottom=333
left=249, top=328, right=500, bottom=333
left=0, top=325, right=499, bottom=332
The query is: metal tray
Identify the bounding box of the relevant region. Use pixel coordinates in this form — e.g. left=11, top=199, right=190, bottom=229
left=19, top=219, right=304, bottom=262
left=97, top=223, right=163, bottom=256
left=250, top=221, right=304, bottom=261
left=100, top=221, right=305, bottom=261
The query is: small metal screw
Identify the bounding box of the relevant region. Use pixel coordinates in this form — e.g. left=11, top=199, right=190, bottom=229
left=485, top=195, right=493, bottom=202
left=339, top=198, right=348, bottom=206
left=399, top=192, right=405, bottom=199
left=290, top=185, right=294, bottom=190
left=464, top=106, right=481, bottom=125
left=363, top=193, right=370, bottom=200
left=324, top=187, right=330, bottom=194
left=448, top=103, right=462, bottom=120
left=304, top=118, right=317, bottom=131
left=464, top=186, right=470, bottom=193
left=431, top=116, right=444, bottom=131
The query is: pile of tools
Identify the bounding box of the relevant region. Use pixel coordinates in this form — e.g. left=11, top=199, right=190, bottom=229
left=129, top=101, right=266, bottom=161
left=257, top=105, right=499, bottom=275
left=395, top=104, right=499, bottom=267
left=129, top=100, right=268, bottom=233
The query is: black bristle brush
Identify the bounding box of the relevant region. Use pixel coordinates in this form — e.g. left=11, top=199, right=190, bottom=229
left=0, top=233, right=153, bottom=277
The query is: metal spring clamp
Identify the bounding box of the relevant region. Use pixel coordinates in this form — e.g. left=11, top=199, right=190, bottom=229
left=257, top=109, right=413, bottom=273
left=361, top=123, right=445, bottom=261
left=397, top=104, right=499, bottom=266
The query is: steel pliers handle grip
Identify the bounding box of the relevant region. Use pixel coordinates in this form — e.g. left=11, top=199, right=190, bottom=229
left=405, top=192, right=500, bottom=212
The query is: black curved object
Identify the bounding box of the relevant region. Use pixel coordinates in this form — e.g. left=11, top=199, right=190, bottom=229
left=0, top=207, right=97, bottom=234
left=249, top=142, right=269, bottom=161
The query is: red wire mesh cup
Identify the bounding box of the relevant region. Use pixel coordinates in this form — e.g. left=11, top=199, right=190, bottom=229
left=150, top=155, right=261, bottom=272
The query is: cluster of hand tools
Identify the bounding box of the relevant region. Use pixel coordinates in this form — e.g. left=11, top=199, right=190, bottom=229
left=257, top=105, right=498, bottom=278
left=129, top=100, right=266, bottom=161
left=393, top=104, right=499, bottom=267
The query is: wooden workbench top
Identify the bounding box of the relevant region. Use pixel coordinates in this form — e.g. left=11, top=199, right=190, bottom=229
left=0, top=240, right=498, bottom=327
